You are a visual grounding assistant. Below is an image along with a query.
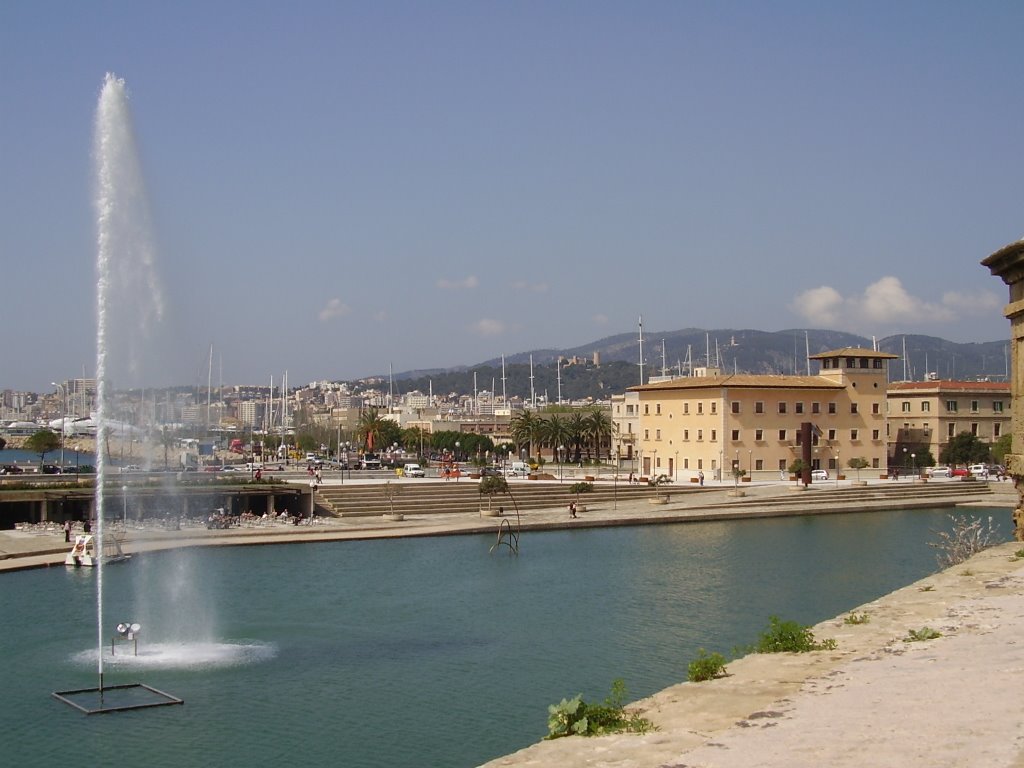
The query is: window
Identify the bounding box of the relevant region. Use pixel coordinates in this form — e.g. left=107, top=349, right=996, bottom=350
left=755, top=429, right=764, bottom=441
left=901, top=401, right=911, bottom=413
left=755, top=459, right=764, bottom=471
left=697, top=402, right=704, bottom=415
left=850, top=403, right=858, bottom=414
left=644, top=429, right=649, bottom=440
left=872, top=403, right=880, bottom=415
left=827, top=429, right=836, bottom=440
left=731, top=429, right=740, bottom=441
left=644, top=404, right=649, bottom=415
left=683, top=403, right=689, bottom=415
left=946, top=401, right=958, bottom=413
left=995, top=423, right=1002, bottom=438
left=683, top=429, right=689, bottom=441
left=795, top=402, right=804, bottom=414
left=922, top=402, right=930, bottom=412
left=796, top=433, right=803, bottom=446
left=850, top=429, right=859, bottom=440
left=710, top=430, right=717, bottom=441
left=994, top=401, right=1005, bottom=413
left=873, top=359, right=883, bottom=369
left=656, top=403, right=661, bottom=415
left=812, top=402, right=820, bottom=414
left=872, top=429, right=880, bottom=440
left=778, top=429, right=787, bottom=440
left=778, top=402, right=787, bottom=414
left=711, top=402, right=717, bottom=414
left=778, top=459, right=787, bottom=471
left=655, top=429, right=661, bottom=440
left=731, top=401, right=740, bottom=414
left=948, top=423, right=956, bottom=437
left=755, top=401, right=764, bottom=414
left=697, top=429, right=703, bottom=441
left=971, top=423, right=979, bottom=436
left=828, top=402, right=837, bottom=415
left=971, top=400, right=979, bottom=413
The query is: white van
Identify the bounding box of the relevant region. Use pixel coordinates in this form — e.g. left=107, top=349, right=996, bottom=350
left=506, top=461, right=531, bottom=477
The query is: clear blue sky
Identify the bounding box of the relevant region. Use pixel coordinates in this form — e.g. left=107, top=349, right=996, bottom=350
left=3, top=1, right=1022, bottom=392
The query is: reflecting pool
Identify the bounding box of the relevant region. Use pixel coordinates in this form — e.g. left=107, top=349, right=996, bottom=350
left=3, top=506, right=1010, bottom=767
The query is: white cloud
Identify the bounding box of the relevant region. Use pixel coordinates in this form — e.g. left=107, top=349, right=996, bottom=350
left=473, top=318, right=506, bottom=337
left=437, top=275, right=479, bottom=290
left=317, top=298, right=351, bottom=322
left=790, top=276, right=1001, bottom=332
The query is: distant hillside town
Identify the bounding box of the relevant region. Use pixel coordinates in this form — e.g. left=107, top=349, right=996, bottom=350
left=1, top=329, right=1011, bottom=478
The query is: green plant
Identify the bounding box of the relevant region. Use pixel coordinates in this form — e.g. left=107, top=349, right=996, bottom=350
left=567, top=481, right=594, bottom=495
left=545, top=680, right=654, bottom=739
left=1012, top=548, right=1024, bottom=561
left=750, top=616, right=836, bottom=653
left=918, top=585, right=935, bottom=592
left=687, top=649, right=728, bottom=682
left=930, top=514, right=1001, bottom=569
left=903, top=627, right=942, bottom=642
left=478, top=474, right=509, bottom=513
left=847, top=456, right=869, bottom=481
left=843, top=612, right=870, bottom=625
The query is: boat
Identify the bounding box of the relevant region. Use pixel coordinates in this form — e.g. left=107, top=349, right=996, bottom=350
left=64, top=533, right=131, bottom=567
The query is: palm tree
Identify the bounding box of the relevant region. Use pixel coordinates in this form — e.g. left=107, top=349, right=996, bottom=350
left=510, top=410, right=542, bottom=463
left=540, top=413, right=571, bottom=464
left=356, top=408, right=388, bottom=454
left=567, top=411, right=588, bottom=464
left=585, top=408, right=612, bottom=461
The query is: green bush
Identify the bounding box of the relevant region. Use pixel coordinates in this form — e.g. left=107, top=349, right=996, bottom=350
left=903, top=627, right=941, bottom=642
left=843, top=612, right=870, bottom=625
left=750, top=616, right=836, bottom=653
left=545, top=680, right=653, bottom=739
left=687, top=649, right=728, bottom=682
left=567, top=481, right=594, bottom=495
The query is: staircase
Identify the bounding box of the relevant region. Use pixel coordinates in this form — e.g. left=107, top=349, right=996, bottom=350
left=314, top=480, right=676, bottom=518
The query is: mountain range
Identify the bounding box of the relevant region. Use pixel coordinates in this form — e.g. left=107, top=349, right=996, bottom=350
left=385, top=329, right=1010, bottom=402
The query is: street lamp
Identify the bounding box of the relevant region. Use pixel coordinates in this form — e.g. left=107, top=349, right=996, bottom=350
left=734, top=449, right=739, bottom=489
left=122, top=485, right=128, bottom=527
left=836, top=450, right=841, bottom=487
left=902, top=447, right=908, bottom=478
left=911, top=452, right=916, bottom=479
left=558, top=445, right=565, bottom=482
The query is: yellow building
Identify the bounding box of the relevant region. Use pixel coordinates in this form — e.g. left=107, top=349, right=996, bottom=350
left=886, top=379, right=1010, bottom=469
left=628, top=348, right=897, bottom=481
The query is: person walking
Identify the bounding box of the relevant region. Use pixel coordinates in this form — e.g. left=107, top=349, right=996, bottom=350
left=63, top=520, right=71, bottom=542
left=698, top=470, right=704, bottom=487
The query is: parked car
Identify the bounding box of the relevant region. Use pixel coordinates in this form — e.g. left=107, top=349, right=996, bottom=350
left=811, top=469, right=829, bottom=481
left=951, top=467, right=970, bottom=477
left=403, top=463, right=426, bottom=478
left=969, top=464, right=989, bottom=478
left=1, top=464, right=24, bottom=475
left=479, top=466, right=502, bottom=477
left=926, top=466, right=952, bottom=478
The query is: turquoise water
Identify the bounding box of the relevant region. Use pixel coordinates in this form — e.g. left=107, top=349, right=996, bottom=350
left=2, top=506, right=1011, bottom=767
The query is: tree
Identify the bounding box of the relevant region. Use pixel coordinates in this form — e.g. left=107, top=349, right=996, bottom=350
left=25, top=429, right=60, bottom=468
left=479, top=475, right=509, bottom=513
left=584, top=408, right=611, bottom=461
left=940, top=432, right=992, bottom=467
left=992, top=433, right=1012, bottom=466
left=567, top=411, right=588, bottom=464
left=510, top=410, right=543, bottom=464
left=158, top=426, right=176, bottom=470
left=356, top=408, right=401, bottom=454
left=847, top=456, right=869, bottom=481
left=787, top=459, right=805, bottom=484
left=541, top=414, right=571, bottom=464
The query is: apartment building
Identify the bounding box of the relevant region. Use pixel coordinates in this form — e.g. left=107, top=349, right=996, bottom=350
left=629, top=348, right=897, bottom=481
left=886, top=379, right=1010, bottom=467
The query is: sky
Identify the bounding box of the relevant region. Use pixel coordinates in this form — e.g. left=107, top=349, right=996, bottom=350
left=3, top=1, right=1023, bottom=393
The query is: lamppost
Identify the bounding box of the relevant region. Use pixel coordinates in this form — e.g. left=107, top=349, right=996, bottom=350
left=51, top=382, right=66, bottom=470
left=734, top=449, right=739, bottom=490
left=911, top=452, right=916, bottom=479
left=902, top=447, right=908, bottom=478
left=836, top=450, right=841, bottom=487
left=558, top=445, right=565, bottom=482
left=614, top=447, right=620, bottom=510
left=748, top=449, right=753, bottom=483
left=122, top=485, right=128, bottom=527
